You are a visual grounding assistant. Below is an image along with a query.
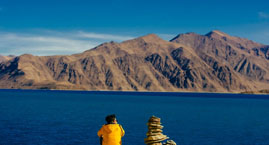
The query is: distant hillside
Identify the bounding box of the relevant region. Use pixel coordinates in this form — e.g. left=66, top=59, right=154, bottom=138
left=0, top=55, right=15, bottom=63
left=0, top=31, right=268, bottom=93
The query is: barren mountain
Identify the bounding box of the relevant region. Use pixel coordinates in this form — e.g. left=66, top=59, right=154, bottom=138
left=0, top=31, right=268, bottom=93
left=0, top=55, right=15, bottom=63
left=171, top=30, right=269, bottom=90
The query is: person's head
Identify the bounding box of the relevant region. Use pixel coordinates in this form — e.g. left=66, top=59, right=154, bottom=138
left=105, top=114, right=117, bottom=124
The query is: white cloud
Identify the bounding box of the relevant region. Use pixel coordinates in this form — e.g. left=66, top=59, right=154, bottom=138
left=0, top=30, right=134, bottom=56
left=258, top=12, right=269, bottom=19
left=77, top=31, right=134, bottom=41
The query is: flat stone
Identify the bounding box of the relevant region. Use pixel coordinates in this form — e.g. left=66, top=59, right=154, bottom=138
left=146, top=132, right=163, bottom=136
left=145, top=137, right=169, bottom=144
left=163, top=140, right=177, bottom=145
left=148, top=116, right=161, bottom=122
left=147, top=143, right=162, bottom=145
left=148, top=125, right=164, bottom=129
left=144, top=134, right=168, bottom=141
left=148, top=129, right=163, bottom=133
left=147, top=123, right=162, bottom=126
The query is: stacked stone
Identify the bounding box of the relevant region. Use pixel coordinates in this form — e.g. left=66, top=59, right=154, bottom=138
left=144, top=116, right=169, bottom=145
left=163, top=140, right=177, bottom=145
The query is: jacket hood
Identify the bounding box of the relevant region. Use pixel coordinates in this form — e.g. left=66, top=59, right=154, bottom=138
left=103, top=124, right=118, bottom=134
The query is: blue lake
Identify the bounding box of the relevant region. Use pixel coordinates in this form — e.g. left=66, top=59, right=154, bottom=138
left=1, top=89, right=269, bottom=145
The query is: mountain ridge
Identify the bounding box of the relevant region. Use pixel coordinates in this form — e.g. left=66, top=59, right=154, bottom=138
left=0, top=31, right=268, bottom=93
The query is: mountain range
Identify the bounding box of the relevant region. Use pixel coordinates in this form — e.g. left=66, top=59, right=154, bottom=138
left=0, top=30, right=268, bottom=93
left=0, top=55, right=15, bottom=63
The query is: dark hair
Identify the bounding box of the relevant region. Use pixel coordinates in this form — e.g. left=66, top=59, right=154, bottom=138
left=105, top=114, right=116, bottom=124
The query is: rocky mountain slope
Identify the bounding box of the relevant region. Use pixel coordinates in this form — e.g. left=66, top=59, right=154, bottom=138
left=0, top=55, right=15, bottom=63
left=0, top=31, right=268, bottom=92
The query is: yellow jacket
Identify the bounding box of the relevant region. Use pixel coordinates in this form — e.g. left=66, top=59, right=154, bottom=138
left=98, top=124, right=125, bottom=145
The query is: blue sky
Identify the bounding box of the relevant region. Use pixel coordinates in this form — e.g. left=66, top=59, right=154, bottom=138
left=0, top=0, right=269, bottom=55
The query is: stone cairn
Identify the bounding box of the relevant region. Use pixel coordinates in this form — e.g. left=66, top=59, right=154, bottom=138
left=144, top=116, right=176, bottom=145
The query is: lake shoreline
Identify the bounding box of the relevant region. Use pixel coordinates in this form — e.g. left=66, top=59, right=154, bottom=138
left=1, top=88, right=269, bottom=100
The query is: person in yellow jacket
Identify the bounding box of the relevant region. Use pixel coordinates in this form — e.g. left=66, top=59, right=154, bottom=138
left=98, top=114, right=125, bottom=145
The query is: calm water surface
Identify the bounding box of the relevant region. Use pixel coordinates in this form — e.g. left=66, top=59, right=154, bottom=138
left=0, top=89, right=269, bottom=145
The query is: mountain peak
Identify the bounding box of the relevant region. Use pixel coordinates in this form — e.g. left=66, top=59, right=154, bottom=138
left=205, top=30, right=230, bottom=38
left=0, top=55, right=16, bottom=63
left=138, top=33, right=163, bottom=42
left=170, top=32, right=200, bottom=42
left=122, top=33, right=166, bottom=45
